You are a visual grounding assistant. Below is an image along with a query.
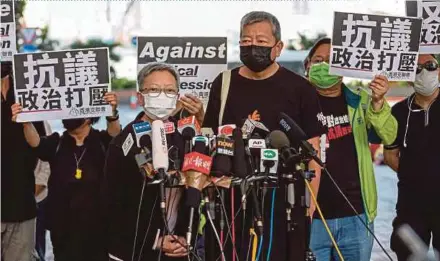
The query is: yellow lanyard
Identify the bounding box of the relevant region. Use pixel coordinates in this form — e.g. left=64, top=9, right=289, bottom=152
left=74, top=148, right=87, bottom=179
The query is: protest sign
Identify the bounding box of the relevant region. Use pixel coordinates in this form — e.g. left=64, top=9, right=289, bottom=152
left=1, top=0, right=17, bottom=61
left=330, top=12, right=422, bottom=81
left=137, top=37, right=227, bottom=109
left=406, top=0, right=440, bottom=54
left=13, top=48, right=112, bottom=122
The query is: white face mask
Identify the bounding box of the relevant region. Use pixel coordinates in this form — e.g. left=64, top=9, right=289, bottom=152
left=142, top=93, right=177, bottom=120
left=414, top=69, right=439, bottom=96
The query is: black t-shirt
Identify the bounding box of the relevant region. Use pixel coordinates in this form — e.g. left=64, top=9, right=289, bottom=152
left=203, top=66, right=324, bottom=139
left=314, top=94, right=363, bottom=219
left=385, top=92, right=440, bottom=215
left=1, top=80, right=45, bottom=222
left=203, top=66, right=325, bottom=261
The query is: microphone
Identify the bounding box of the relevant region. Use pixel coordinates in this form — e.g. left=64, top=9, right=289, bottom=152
left=211, top=136, right=234, bottom=178
left=218, top=124, right=236, bottom=137
left=267, top=130, right=301, bottom=171
left=178, top=116, right=200, bottom=153
left=232, top=128, right=247, bottom=179
left=182, top=139, right=213, bottom=245
left=279, top=112, right=324, bottom=167
left=241, top=118, right=270, bottom=138
left=248, top=133, right=266, bottom=174
left=151, top=120, right=169, bottom=217
left=134, top=135, right=153, bottom=179
left=133, top=121, right=152, bottom=148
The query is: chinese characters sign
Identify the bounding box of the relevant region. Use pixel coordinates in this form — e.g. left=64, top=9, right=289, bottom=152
left=182, top=152, right=212, bottom=175
left=407, top=0, right=440, bottom=54
left=330, top=12, right=423, bottom=81
left=1, top=0, right=17, bottom=61
left=13, top=48, right=112, bottom=122
left=137, top=37, right=227, bottom=109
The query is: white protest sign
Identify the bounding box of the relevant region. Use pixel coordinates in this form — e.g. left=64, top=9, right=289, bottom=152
left=1, top=0, right=17, bottom=61
left=13, top=48, right=112, bottom=122
left=137, top=37, right=227, bottom=110
left=406, top=0, right=440, bottom=54
left=330, top=12, right=423, bottom=81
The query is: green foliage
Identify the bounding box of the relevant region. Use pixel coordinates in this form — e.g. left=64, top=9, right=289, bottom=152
left=14, top=0, right=26, bottom=50
left=112, top=77, right=136, bottom=90
left=37, top=25, right=59, bottom=51
left=286, top=32, right=328, bottom=51
left=346, top=79, right=368, bottom=89
left=69, top=38, right=121, bottom=62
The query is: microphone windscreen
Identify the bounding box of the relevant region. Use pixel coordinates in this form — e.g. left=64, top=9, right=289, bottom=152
left=279, top=112, right=307, bottom=141
left=232, top=128, right=247, bottom=178
left=211, top=156, right=232, bottom=177
left=193, top=140, right=207, bottom=155
left=182, top=127, right=196, bottom=140
left=267, top=130, right=290, bottom=149
left=186, top=187, right=201, bottom=208
left=152, top=120, right=169, bottom=171
left=140, top=135, right=152, bottom=149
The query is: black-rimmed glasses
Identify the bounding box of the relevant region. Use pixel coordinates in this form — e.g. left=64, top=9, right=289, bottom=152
left=416, top=61, right=439, bottom=74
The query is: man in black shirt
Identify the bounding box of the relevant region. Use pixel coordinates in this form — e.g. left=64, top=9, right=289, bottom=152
left=203, top=11, right=324, bottom=261
left=304, top=38, right=397, bottom=261
left=384, top=54, right=440, bottom=260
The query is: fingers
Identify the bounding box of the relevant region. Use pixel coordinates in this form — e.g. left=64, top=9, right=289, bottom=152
left=104, top=92, right=118, bottom=106
left=180, top=95, right=203, bottom=115
left=184, top=93, right=201, bottom=103
left=11, top=103, right=23, bottom=121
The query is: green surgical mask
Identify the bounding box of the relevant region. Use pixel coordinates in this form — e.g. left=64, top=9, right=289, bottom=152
left=309, top=62, right=341, bottom=89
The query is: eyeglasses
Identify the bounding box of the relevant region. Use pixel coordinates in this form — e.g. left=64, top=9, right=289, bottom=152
left=140, top=86, right=178, bottom=98
left=416, top=61, right=439, bottom=74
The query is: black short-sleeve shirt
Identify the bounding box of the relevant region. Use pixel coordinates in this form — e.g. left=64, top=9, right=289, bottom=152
left=203, top=66, right=324, bottom=139
left=385, top=92, right=440, bottom=214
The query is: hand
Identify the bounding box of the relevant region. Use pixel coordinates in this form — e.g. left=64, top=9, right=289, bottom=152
left=158, top=235, right=188, bottom=257
left=11, top=103, right=22, bottom=122
left=180, top=94, right=205, bottom=123
left=104, top=92, right=118, bottom=112
left=369, top=75, right=389, bottom=111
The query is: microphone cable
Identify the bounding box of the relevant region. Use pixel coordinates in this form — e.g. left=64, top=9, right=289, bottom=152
left=255, top=235, right=263, bottom=261
left=231, top=189, right=236, bottom=261
left=137, top=196, right=159, bottom=261
left=304, top=179, right=344, bottom=261
left=207, top=205, right=227, bottom=261
left=322, top=168, right=394, bottom=261
left=266, top=188, right=276, bottom=261
left=131, top=178, right=147, bottom=261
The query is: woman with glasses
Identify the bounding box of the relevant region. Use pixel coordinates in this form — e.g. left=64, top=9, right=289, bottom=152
left=104, top=62, right=205, bottom=261
left=384, top=54, right=440, bottom=261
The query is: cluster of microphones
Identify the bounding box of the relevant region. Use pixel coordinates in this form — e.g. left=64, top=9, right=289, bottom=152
left=132, top=112, right=324, bottom=246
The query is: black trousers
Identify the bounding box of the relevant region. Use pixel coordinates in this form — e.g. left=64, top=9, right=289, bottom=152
left=51, top=228, right=107, bottom=261
left=390, top=212, right=440, bottom=261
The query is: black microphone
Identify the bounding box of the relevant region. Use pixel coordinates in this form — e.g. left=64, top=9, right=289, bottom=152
left=182, top=128, right=196, bottom=154
left=232, top=128, right=247, bottom=179
left=134, top=135, right=153, bottom=179
left=279, top=112, right=324, bottom=167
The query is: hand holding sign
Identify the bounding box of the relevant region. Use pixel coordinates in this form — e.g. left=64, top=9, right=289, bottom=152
left=11, top=103, right=23, bottom=122
left=369, top=75, right=390, bottom=111
left=180, top=94, right=205, bottom=123
left=103, top=91, right=118, bottom=112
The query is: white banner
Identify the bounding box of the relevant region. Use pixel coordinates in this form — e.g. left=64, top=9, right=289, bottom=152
left=1, top=0, right=17, bottom=62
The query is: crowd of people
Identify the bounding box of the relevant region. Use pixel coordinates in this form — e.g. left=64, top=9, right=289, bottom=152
left=1, top=10, right=439, bottom=261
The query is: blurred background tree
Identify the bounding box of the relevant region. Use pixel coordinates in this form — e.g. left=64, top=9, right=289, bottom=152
left=37, top=25, right=60, bottom=51
left=286, top=31, right=328, bottom=50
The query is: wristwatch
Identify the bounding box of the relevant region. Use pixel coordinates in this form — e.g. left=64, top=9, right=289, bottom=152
left=106, top=109, right=119, bottom=122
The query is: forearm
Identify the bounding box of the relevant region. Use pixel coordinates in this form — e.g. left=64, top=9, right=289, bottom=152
left=107, top=120, right=121, bottom=137
left=307, top=137, right=322, bottom=215
left=35, top=184, right=46, bottom=197
left=23, top=122, right=41, bottom=148
left=384, top=153, right=399, bottom=172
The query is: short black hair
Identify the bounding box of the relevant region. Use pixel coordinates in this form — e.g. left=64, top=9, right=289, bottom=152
left=303, top=37, right=332, bottom=70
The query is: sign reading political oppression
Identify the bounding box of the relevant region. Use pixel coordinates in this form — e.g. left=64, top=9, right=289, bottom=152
left=330, top=12, right=423, bottom=81
left=137, top=37, right=227, bottom=108
left=13, top=48, right=112, bottom=122
left=1, top=0, right=17, bottom=61
left=406, top=0, right=440, bottom=54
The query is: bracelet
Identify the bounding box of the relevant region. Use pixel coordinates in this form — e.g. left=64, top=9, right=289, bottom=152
left=106, top=109, right=119, bottom=122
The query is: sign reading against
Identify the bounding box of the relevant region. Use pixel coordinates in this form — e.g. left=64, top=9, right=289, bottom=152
left=330, top=12, right=423, bottom=81
left=13, top=48, right=112, bottom=122
left=406, top=0, right=440, bottom=54
left=1, top=0, right=17, bottom=61
left=137, top=37, right=227, bottom=108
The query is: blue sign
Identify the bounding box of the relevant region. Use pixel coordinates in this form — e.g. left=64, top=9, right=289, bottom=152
left=21, top=44, right=38, bottom=53
left=133, top=121, right=151, bottom=135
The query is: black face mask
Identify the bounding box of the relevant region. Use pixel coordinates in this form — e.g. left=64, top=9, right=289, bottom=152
left=62, top=118, right=86, bottom=131
left=240, top=45, right=274, bottom=73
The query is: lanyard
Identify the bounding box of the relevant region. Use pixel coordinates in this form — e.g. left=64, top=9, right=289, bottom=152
left=74, top=147, right=87, bottom=179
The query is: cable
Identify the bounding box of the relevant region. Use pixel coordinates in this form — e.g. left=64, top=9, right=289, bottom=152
left=131, top=179, right=147, bottom=261
left=157, top=188, right=174, bottom=261
left=137, top=196, right=159, bottom=261
left=305, top=179, right=344, bottom=261
left=231, top=188, right=236, bottom=261
left=207, top=207, right=227, bottom=261
left=255, top=235, right=263, bottom=261
left=323, top=168, right=394, bottom=261
left=250, top=228, right=258, bottom=261
left=266, top=188, right=276, bottom=261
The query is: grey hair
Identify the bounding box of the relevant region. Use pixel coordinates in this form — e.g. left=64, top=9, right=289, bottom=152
left=137, top=62, right=180, bottom=91
left=240, top=11, right=281, bottom=42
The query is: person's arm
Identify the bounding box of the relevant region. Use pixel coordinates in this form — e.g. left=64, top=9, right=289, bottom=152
left=202, top=73, right=222, bottom=129
left=179, top=94, right=205, bottom=124
left=34, top=159, right=50, bottom=197
left=104, top=92, right=121, bottom=137
left=384, top=147, right=400, bottom=172
left=366, top=75, right=398, bottom=146
left=308, top=136, right=322, bottom=217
